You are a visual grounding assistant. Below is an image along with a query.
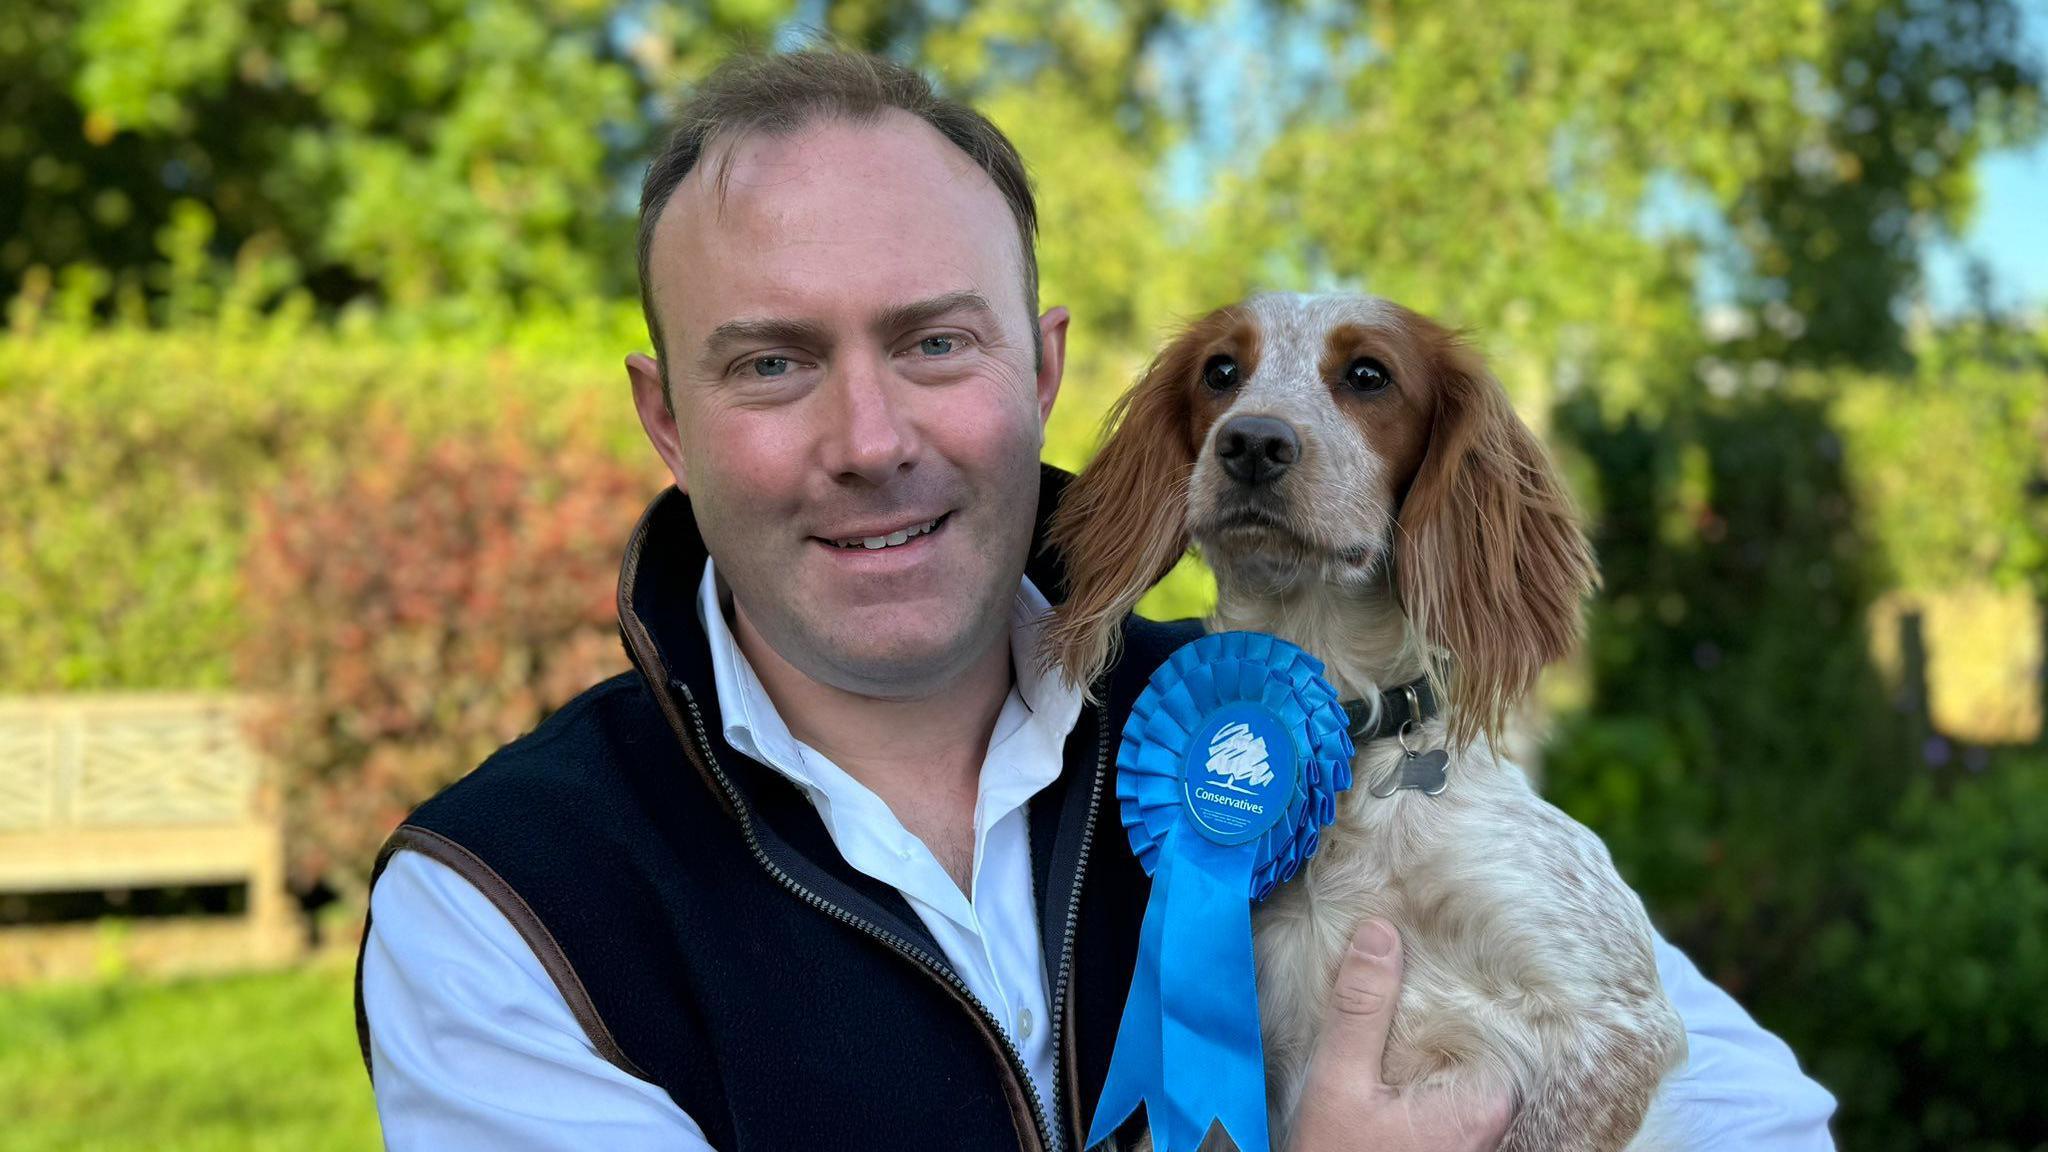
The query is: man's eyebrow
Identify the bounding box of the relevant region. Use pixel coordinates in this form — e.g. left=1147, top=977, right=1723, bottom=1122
left=871, top=291, right=1001, bottom=336
left=698, top=317, right=834, bottom=368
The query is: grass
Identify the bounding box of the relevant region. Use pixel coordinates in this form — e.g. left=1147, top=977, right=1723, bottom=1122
left=0, top=959, right=381, bottom=1151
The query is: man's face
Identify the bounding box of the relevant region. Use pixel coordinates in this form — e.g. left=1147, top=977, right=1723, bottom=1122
left=629, top=112, right=1067, bottom=700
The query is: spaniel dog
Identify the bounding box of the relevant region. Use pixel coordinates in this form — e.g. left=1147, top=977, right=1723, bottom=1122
left=1044, top=293, right=1686, bottom=1151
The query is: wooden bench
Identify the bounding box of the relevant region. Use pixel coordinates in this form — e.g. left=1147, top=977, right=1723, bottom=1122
left=0, top=694, right=301, bottom=984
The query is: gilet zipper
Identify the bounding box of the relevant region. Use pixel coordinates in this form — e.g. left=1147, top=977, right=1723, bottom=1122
left=1050, top=697, right=1112, bottom=1149
left=667, top=679, right=1111, bottom=1152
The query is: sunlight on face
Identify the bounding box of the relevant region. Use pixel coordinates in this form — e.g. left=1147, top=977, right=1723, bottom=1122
left=642, top=112, right=1062, bottom=699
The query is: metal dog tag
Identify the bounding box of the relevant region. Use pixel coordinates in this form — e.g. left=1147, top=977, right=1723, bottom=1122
left=1368, top=748, right=1450, bottom=798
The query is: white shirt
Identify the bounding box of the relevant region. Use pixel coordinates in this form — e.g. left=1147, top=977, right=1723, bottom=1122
left=692, top=556, right=1076, bottom=1116
left=361, top=560, right=1839, bottom=1151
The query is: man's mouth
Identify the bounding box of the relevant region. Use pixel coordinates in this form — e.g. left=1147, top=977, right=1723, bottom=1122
left=820, top=511, right=951, bottom=551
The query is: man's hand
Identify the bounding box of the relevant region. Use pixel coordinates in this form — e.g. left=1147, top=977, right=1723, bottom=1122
left=1286, top=919, right=1514, bottom=1152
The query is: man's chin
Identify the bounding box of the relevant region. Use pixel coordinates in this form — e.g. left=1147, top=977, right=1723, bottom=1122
left=786, top=608, right=992, bottom=697
left=823, top=640, right=984, bottom=698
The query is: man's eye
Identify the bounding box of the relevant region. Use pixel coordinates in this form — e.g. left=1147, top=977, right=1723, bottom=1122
left=918, top=335, right=959, bottom=356
left=749, top=357, right=791, bottom=377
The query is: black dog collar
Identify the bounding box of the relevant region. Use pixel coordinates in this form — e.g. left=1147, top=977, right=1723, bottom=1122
left=1340, top=676, right=1440, bottom=743
left=1340, top=677, right=1450, bottom=797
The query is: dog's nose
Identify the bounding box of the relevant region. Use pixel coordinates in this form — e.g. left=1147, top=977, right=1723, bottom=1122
left=1216, top=416, right=1300, bottom=486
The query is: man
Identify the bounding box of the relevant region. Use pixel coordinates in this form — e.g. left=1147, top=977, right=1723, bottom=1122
left=357, top=48, right=1838, bottom=1151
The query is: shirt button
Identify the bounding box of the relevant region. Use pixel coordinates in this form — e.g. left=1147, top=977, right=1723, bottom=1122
left=897, top=846, right=915, bottom=862
left=1018, top=1008, right=1035, bottom=1039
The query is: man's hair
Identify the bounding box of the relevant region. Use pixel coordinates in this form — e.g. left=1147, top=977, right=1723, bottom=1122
left=637, top=49, right=1042, bottom=410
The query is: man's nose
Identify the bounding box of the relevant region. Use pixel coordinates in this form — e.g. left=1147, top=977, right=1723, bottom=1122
left=820, top=354, right=918, bottom=484
left=1215, top=415, right=1300, bottom=487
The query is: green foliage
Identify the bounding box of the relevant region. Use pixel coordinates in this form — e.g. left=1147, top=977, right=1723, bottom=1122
left=1551, top=383, right=1915, bottom=998
left=1738, top=0, right=2045, bottom=367
left=1825, top=752, right=2048, bottom=1150
left=1829, top=335, right=2048, bottom=593
left=239, top=420, right=653, bottom=901
left=1547, top=360, right=2048, bottom=1149
left=1557, top=727, right=2048, bottom=1152
left=0, top=962, right=379, bottom=1151
left=0, top=325, right=643, bottom=692
left=1, top=0, right=789, bottom=325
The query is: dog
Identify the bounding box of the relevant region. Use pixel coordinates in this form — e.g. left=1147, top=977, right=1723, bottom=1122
left=1043, top=293, right=1686, bottom=1151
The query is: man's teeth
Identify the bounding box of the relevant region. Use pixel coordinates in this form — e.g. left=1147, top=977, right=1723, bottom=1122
left=835, top=517, right=941, bottom=550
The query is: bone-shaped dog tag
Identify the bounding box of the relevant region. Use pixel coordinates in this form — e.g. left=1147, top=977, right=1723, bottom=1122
left=1368, top=748, right=1450, bottom=798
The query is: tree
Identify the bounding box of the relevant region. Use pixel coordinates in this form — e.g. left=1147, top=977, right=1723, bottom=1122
left=0, top=0, right=788, bottom=325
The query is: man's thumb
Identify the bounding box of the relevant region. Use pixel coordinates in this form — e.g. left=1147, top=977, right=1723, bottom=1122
left=1309, top=918, right=1403, bottom=1085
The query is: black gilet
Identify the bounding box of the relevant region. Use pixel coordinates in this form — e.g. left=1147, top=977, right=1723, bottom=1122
left=355, top=465, right=1198, bottom=1151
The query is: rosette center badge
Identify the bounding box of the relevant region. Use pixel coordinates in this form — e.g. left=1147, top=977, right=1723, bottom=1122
left=1182, top=704, right=1295, bottom=845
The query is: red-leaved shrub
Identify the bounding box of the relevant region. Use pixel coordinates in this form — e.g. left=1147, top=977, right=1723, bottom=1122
left=240, top=412, right=662, bottom=906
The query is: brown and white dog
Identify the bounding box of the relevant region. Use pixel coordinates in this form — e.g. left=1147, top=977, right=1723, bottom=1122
left=1043, top=293, right=1686, bottom=1152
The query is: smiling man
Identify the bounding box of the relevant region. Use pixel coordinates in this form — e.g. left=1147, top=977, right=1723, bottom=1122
left=628, top=106, right=1062, bottom=833
left=355, top=48, right=1837, bottom=1152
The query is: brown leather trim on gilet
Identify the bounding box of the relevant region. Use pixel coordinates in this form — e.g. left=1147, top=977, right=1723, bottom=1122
left=354, top=824, right=650, bottom=1083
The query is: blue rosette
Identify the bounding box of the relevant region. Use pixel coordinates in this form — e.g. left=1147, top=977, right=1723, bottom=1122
left=1088, top=631, right=1355, bottom=1152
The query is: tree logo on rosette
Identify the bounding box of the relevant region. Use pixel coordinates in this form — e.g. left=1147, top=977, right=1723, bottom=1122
left=1181, top=703, right=1296, bottom=846
left=1203, top=722, right=1276, bottom=793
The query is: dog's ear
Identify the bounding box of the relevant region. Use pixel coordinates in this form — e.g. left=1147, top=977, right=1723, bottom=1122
left=1394, top=335, right=1598, bottom=749
left=1041, top=321, right=1216, bottom=693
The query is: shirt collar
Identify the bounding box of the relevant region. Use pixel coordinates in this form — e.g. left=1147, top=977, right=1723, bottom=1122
left=695, top=557, right=1085, bottom=798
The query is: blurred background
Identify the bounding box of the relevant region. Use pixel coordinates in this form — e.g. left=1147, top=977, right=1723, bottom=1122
left=1, top=0, right=2044, bottom=1148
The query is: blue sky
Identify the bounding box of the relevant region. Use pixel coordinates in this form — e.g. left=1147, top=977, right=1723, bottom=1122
left=1925, top=115, right=2048, bottom=315
left=1924, top=0, right=2048, bottom=315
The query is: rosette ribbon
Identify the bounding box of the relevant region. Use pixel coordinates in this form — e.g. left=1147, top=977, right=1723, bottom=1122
left=1087, top=631, right=1355, bottom=1152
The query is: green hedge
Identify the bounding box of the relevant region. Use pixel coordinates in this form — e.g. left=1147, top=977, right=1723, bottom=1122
left=238, top=419, right=653, bottom=902
left=0, top=328, right=643, bottom=692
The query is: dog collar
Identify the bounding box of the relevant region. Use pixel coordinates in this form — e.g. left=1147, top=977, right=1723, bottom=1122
left=1340, top=676, right=1439, bottom=742
left=1340, top=677, right=1450, bottom=797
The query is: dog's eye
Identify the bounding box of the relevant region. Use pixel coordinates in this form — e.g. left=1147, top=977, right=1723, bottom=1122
left=1343, top=357, right=1391, bottom=393
left=1202, top=355, right=1238, bottom=392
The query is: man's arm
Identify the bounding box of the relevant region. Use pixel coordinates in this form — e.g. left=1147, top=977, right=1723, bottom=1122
left=1645, top=930, right=1838, bottom=1150
left=1288, top=921, right=1837, bottom=1152
left=360, top=850, right=714, bottom=1151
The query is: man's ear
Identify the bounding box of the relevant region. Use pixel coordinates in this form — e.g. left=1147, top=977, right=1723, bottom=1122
left=627, top=353, right=688, bottom=492
left=1034, top=306, right=1071, bottom=427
